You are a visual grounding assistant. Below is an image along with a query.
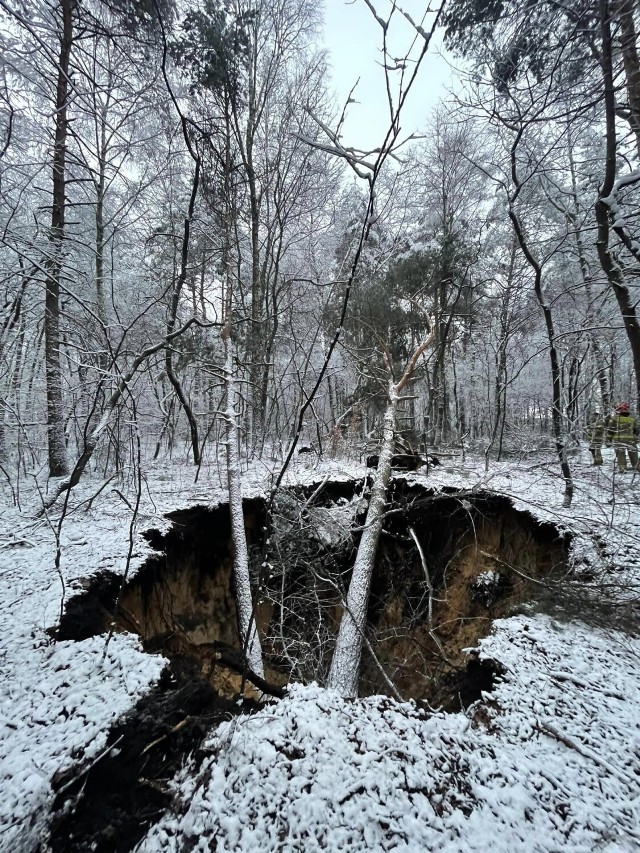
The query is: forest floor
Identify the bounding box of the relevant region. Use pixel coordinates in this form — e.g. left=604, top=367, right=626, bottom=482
left=0, top=447, right=639, bottom=852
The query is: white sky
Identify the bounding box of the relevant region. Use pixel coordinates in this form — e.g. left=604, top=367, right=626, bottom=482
left=321, top=0, right=456, bottom=152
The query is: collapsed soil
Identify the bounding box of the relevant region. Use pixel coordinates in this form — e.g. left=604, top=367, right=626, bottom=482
left=361, top=484, right=568, bottom=706
left=50, top=477, right=569, bottom=851
left=57, top=479, right=569, bottom=706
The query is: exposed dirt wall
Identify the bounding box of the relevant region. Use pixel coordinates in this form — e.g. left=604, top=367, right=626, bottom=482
left=56, top=483, right=569, bottom=706
left=363, top=490, right=568, bottom=703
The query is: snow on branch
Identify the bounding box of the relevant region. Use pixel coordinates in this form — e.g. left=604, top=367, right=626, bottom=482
left=396, top=319, right=436, bottom=393
left=600, top=168, right=640, bottom=203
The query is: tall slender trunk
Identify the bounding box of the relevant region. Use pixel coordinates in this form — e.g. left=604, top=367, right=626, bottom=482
left=157, top=20, right=202, bottom=465
left=95, top=150, right=107, bottom=326
left=94, top=69, right=111, bottom=329
left=248, top=159, right=263, bottom=442
left=0, top=343, right=6, bottom=463
left=574, top=228, right=611, bottom=411
left=44, top=0, right=73, bottom=478
left=257, top=249, right=283, bottom=450
left=165, top=161, right=201, bottom=465
left=566, top=111, right=611, bottom=411
left=222, top=101, right=264, bottom=678
left=508, top=131, right=573, bottom=505
left=597, top=0, right=640, bottom=410
left=228, top=18, right=263, bottom=452
left=486, top=237, right=517, bottom=467
left=222, top=334, right=264, bottom=677
left=612, top=0, right=640, bottom=158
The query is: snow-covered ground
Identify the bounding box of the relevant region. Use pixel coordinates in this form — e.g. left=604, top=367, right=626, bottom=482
left=1, top=448, right=639, bottom=852
left=140, top=616, right=640, bottom=853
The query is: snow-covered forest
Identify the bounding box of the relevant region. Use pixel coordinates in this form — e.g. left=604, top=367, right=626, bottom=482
left=1, top=0, right=639, bottom=850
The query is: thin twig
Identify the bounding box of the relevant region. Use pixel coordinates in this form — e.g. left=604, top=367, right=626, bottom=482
left=57, top=735, right=124, bottom=794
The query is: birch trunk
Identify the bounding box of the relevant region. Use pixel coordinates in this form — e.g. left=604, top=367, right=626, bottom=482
left=327, top=383, right=398, bottom=698
left=220, top=95, right=264, bottom=679
left=223, top=333, right=264, bottom=678
left=328, top=329, right=435, bottom=697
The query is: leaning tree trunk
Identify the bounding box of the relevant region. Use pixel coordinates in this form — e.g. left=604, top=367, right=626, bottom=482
left=222, top=330, right=264, bottom=678
left=328, top=329, right=435, bottom=698
left=327, top=383, right=397, bottom=698
left=220, top=104, right=264, bottom=679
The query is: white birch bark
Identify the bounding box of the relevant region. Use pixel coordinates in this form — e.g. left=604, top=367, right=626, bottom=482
left=327, top=329, right=435, bottom=698
left=327, top=383, right=398, bottom=697
left=223, top=336, right=264, bottom=678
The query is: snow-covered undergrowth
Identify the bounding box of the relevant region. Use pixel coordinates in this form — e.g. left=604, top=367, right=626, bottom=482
left=0, top=507, right=166, bottom=851
left=1, top=633, right=164, bottom=852
left=0, top=464, right=227, bottom=852
left=139, top=616, right=640, bottom=853
left=1, top=450, right=639, bottom=852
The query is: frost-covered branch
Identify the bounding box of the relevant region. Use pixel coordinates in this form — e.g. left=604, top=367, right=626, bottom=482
left=41, top=317, right=216, bottom=510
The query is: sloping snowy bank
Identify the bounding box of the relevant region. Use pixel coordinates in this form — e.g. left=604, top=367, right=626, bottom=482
left=138, top=615, right=640, bottom=852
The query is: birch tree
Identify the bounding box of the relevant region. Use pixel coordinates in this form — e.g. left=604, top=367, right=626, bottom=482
left=221, top=181, right=265, bottom=678
left=328, top=327, right=435, bottom=697
left=170, top=0, right=266, bottom=674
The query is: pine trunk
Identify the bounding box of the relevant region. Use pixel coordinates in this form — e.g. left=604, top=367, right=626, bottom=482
left=44, top=0, right=73, bottom=478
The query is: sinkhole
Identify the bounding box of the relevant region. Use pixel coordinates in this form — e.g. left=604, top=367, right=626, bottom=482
left=48, top=478, right=569, bottom=852
left=57, top=478, right=569, bottom=706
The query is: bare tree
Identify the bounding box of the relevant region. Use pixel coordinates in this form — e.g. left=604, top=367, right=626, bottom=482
left=594, top=0, right=640, bottom=409
left=43, top=0, right=74, bottom=478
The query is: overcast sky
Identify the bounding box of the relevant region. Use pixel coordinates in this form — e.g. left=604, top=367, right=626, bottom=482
left=321, top=0, right=456, bottom=153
